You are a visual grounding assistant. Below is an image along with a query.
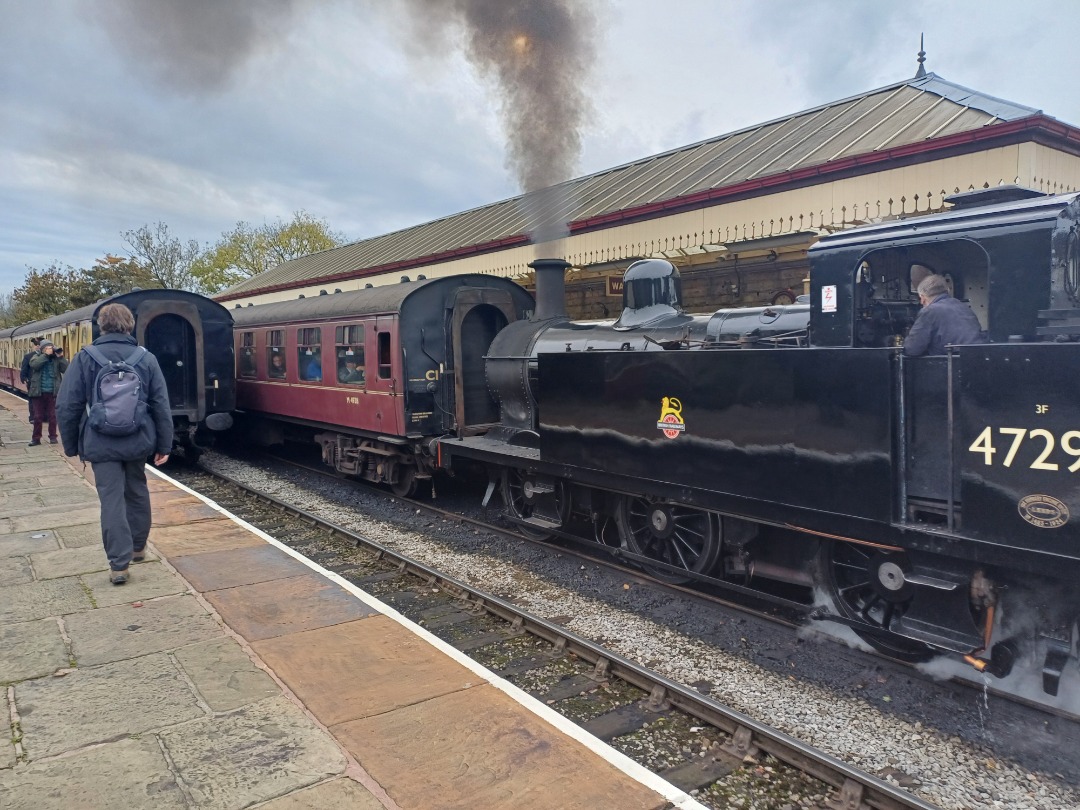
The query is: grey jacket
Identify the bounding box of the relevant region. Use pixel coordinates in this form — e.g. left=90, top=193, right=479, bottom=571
left=903, top=294, right=983, bottom=357
left=56, top=333, right=174, bottom=462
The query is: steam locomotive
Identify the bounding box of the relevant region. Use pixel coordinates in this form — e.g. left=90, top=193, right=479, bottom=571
left=0, top=289, right=235, bottom=458
left=222, top=185, right=1079, bottom=695
left=437, top=186, right=1080, bottom=696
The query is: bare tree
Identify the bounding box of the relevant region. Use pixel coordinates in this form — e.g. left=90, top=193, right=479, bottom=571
left=122, top=222, right=201, bottom=290
left=0, top=289, right=19, bottom=328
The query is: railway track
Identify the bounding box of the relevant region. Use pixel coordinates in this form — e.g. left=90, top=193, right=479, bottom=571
left=170, top=462, right=936, bottom=810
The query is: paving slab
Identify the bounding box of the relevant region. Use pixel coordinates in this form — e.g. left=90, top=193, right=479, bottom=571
left=205, top=572, right=378, bottom=642
left=81, top=561, right=189, bottom=607
left=0, top=455, right=55, bottom=469
left=15, top=651, right=205, bottom=758
left=30, top=545, right=107, bottom=579
left=0, top=735, right=186, bottom=810
left=0, top=617, right=69, bottom=682
left=150, top=519, right=268, bottom=556
left=37, top=485, right=98, bottom=506
left=54, top=522, right=102, bottom=548
left=151, top=498, right=225, bottom=525
left=0, top=529, right=58, bottom=558
left=7, top=474, right=79, bottom=492
left=160, top=696, right=347, bottom=810
left=173, top=637, right=279, bottom=712
left=0, top=555, right=32, bottom=587
left=66, top=593, right=221, bottom=667
left=0, top=533, right=60, bottom=557
left=253, top=617, right=478, bottom=726
left=334, top=683, right=668, bottom=810
left=10, top=503, right=102, bottom=533
left=259, top=778, right=385, bottom=810
left=171, top=543, right=314, bottom=591
left=148, top=474, right=179, bottom=491
left=0, top=577, right=93, bottom=623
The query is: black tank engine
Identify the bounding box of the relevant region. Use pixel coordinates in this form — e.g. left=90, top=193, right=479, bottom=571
left=440, top=187, right=1080, bottom=697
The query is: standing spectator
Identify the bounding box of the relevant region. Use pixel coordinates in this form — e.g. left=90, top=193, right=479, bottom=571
left=27, top=340, right=68, bottom=446
left=56, top=304, right=173, bottom=585
left=19, top=337, right=41, bottom=423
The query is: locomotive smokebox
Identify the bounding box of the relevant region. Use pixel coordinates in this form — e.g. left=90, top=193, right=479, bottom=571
left=529, top=258, right=570, bottom=321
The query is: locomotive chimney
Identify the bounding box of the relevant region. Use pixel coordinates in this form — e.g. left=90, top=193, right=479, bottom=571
left=529, top=258, right=570, bottom=321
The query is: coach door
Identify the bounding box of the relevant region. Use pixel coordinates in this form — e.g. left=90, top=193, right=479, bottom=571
left=451, top=289, right=516, bottom=434
left=137, top=303, right=202, bottom=421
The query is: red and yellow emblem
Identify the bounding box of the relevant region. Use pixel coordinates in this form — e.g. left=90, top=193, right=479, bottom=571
left=656, top=396, right=685, bottom=438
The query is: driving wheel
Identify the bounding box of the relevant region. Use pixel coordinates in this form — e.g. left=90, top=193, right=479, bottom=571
left=615, top=495, right=721, bottom=583
left=817, top=540, right=934, bottom=662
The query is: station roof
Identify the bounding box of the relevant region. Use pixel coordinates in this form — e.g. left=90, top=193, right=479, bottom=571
left=218, top=73, right=1055, bottom=301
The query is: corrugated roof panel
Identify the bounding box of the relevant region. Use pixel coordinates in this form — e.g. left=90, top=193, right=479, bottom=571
left=776, top=92, right=908, bottom=172
left=221, top=73, right=1055, bottom=298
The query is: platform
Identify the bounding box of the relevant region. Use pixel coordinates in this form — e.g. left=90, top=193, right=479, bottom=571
left=0, top=392, right=703, bottom=810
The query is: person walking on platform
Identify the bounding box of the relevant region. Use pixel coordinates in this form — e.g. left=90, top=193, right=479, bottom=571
left=19, top=336, right=41, bottom=423
left=27, top=340, right=68, bottom=445
left=56, top=303, right=173, bottom=585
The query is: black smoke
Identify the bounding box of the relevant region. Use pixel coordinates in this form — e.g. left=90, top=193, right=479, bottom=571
left=95, top=0, right=301, bottom=93
left=93, top=0, right=598, bottom=240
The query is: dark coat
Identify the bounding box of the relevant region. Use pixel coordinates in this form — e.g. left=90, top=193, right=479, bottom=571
left=903, top=294, right=983, bottom=357
left=19, top=349, right=37, bottom=384
left=56, top=333, right=174, bottom=462
left=27, top=352, right=68, bottom=396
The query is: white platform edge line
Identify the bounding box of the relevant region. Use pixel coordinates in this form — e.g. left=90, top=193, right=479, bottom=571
left=150, top=466, right=709, bottom=810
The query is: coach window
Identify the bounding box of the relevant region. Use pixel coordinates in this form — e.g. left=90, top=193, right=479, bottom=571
left=267, top=330, right=286, bottom=378
left=238, top=332, right=257, bottom=378
left=377, top=331, right=392, bottom=380
left=298, top=327, right=322, bottom=382
left=335, top=324, right=366, bottom=385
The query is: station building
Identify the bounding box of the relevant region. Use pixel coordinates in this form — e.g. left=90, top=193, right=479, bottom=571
left=216, top=63, right=1080, bottom=319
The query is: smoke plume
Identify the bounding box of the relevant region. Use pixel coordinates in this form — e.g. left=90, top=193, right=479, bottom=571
left=403, top=0, right=595, bottom=194
left=401, top=1, right=597, bottom=244
left=95, top=0, right=301, bottom=93
left=94, top=0, right=598, bottom=240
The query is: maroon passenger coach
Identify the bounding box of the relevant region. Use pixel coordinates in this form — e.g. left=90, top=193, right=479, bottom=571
left=229, top=274, right=534, bottom=496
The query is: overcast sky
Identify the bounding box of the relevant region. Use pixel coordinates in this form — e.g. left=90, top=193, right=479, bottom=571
left=2, top=0, right=1078, bottom=297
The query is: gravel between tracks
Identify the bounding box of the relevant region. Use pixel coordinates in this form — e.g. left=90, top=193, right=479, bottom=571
left=193, top=452, right=1080, bottom=810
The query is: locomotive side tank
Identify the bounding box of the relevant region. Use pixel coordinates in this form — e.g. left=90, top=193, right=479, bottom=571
left=231, top=274, right=533, bottom=495
left=441, top=187, right=1080, bottom=695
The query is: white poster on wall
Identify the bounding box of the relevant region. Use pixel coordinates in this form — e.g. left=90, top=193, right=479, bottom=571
left=822, top=284, right=837, bottom=313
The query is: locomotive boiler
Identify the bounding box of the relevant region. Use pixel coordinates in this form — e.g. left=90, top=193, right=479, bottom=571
left=440, top=186, right=1080, bottom=696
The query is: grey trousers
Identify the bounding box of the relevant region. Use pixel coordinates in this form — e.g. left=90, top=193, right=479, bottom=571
left=92, top=459, right=151, bottom=572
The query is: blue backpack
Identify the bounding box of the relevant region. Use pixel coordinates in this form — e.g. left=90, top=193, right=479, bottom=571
left=82, top=345, right=149, bottom=437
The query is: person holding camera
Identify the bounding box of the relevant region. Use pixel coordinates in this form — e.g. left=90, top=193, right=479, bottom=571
left=27, top=340, right=68, bottom=446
